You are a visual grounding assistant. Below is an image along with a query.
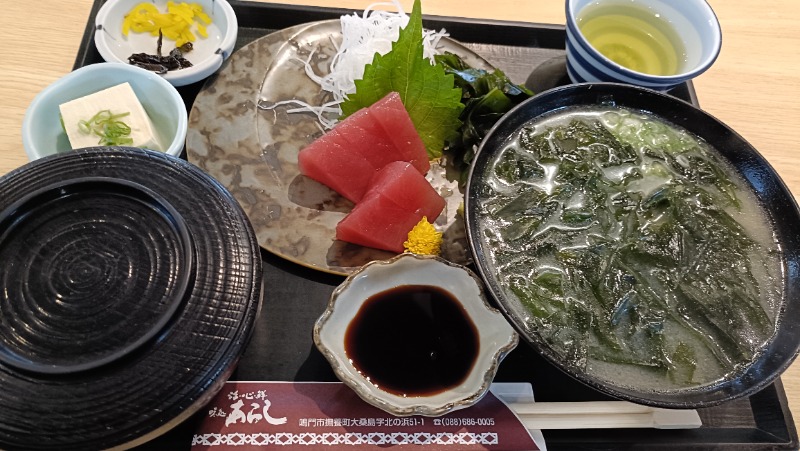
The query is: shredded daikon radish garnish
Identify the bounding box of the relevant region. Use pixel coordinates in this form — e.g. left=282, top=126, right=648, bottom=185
left=259, top=99, right=342, bottom=129
left=282, top=0, right=448, bottom=129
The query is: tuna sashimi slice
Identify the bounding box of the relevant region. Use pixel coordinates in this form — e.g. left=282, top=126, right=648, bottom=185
left=365, top=161, right=444, bottom=219
left=336, top=162, right=445, bottom=253
left=336, top=194, right=421, bottom=253
left=369, top=92, right=430, bottom=174
left=333, top=108, right=402, bottom=171
left=297, top=92, right=431, bottom=203
left=297, top=135, right=376, bottom=203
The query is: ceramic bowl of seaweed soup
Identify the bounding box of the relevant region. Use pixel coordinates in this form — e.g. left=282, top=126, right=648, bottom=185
left=464, top=82, right=800, bottom=408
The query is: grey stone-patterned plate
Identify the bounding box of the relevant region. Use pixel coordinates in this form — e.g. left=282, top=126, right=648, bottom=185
left=187, top=20, right=494, bottom=275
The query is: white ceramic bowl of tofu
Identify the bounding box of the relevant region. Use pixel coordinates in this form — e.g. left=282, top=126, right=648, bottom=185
left=22, top=62, right=187, bottom=161
left=93, top=0, right=238, bottom=87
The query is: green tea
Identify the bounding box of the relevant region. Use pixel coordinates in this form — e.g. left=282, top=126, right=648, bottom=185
left=577, top=2, right=687, bottom=76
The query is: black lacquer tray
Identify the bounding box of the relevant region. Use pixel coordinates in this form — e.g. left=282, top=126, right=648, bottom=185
left=73, top=1, right=798, bottom=449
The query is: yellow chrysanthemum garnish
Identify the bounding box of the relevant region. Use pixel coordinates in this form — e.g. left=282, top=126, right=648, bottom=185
left=403, top=217, right=443, bottom=255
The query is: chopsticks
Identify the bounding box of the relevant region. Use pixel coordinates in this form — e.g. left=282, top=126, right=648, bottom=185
left=490, top=383, right=702, bottom=430
left=506, top=401, right=702, bottom=430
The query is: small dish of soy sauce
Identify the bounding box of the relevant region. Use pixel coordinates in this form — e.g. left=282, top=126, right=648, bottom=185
left=313, top=253, right=518, bottom=417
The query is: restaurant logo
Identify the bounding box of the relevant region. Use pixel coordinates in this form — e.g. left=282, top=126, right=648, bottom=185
left=191, top=382, right=540, bottom=450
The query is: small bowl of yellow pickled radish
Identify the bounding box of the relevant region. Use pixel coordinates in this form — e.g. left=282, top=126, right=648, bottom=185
left=94, top=0, right=237, bottom=87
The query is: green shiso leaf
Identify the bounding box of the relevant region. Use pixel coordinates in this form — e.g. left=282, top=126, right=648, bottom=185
left=339, top=0, right=463, bottom=159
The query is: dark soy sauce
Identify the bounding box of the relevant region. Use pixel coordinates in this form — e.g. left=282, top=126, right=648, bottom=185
left=344, top=285, right=479, bottom=397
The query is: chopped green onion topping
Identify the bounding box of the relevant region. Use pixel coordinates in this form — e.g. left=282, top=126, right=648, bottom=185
left=77, top=110, right=134, bottom=146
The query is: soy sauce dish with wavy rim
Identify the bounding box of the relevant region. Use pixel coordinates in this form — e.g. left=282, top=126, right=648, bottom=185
left=94, top=0, right=238, bottom=87
left=464, top=82, right=800, bottom=408
left=314, top=253, right=518, bottom=417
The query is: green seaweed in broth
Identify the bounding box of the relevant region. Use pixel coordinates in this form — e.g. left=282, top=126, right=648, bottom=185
left=476, top=106, right=783, bottom=392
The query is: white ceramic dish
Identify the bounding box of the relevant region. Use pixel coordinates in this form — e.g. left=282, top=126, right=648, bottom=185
left=22, top=63, right=187, bottom=161
left=313, top=253, right=518, bottom=417
left=94, top=0, right=237, bottom=87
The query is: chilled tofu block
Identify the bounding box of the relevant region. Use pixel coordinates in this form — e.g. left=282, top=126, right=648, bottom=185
left=58, top=82, right=164, bottom=151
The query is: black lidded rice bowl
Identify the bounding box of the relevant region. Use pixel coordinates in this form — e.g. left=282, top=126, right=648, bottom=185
left=0, top=147, right=263, bottom=449
left=464, top=82, right=800, bottom=408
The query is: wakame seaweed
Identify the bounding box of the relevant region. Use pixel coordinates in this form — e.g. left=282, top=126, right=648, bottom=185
left=435, top=52, right=534, bottom=178
left=480, top=109, right=780, bottom=388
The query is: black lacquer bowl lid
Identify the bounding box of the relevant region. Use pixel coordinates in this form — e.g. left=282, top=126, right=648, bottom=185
left=0, top=147, right=262, bottom=449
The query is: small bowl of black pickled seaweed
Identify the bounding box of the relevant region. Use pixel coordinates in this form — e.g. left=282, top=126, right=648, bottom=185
left=313, top=253, right=518, bottom=417
left=94, top=0, right=238, bottom=87
left=464, top=82, right=800, bottom=408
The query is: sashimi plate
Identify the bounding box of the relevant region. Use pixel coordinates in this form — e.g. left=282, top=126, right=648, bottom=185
left=187, top=20, right=494, bottom=275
